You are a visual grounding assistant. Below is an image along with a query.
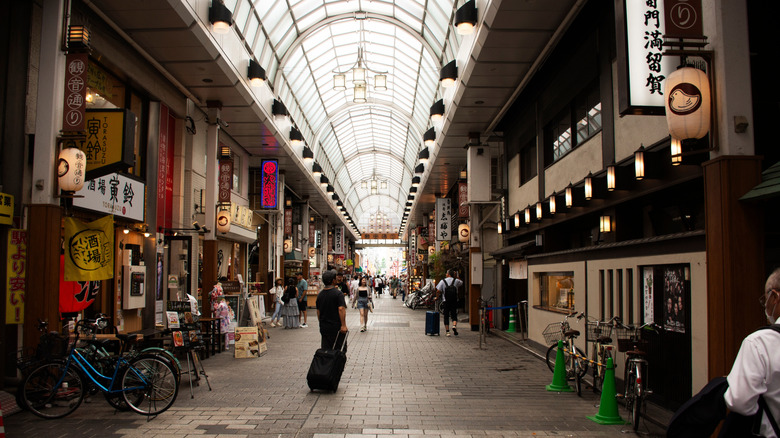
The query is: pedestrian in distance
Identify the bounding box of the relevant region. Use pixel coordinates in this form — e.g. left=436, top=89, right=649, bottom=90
left=269, top=277, right=284, bottom=327
left=282, top=277, right=301, bottom=329
left=436, top=269, right=463, bottom=337
left=296, top=272, right=308, bottom=328
left=356, top=277, right=373, bottom=332
left=723, top=267, right=780, bottom=437
left=316, top=270, right=348, bottom=352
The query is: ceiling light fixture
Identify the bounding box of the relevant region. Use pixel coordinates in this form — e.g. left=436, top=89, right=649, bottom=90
left=248, top=59, right=266, bottom=87
left=290, top=127, right=304, bottom=147
left=209, top=1, right=232, bottom=34
left=455, top=0, right=478, bottom=35
left=424, top=128, right=436, bottom=147
left=430, top=99, right=445, bottom=122
left=440, top=60, right=458, bottom=88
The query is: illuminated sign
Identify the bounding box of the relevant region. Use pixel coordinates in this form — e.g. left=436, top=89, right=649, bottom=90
left=0, top=192, right=14, bottom=225
left=73, top=172, right=145, bottom=221
left=260, top=159, right=279, bottom=209
left=82, top=109, right=136, bottom=179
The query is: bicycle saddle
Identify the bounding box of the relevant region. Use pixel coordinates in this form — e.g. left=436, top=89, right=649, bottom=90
left=597, top=336, right=612, bottom=343
left=626, top=349, right=646, bottom=357
left=565, top=329, right=580, bottom=337
left=115, top=333, right=139, bottom=344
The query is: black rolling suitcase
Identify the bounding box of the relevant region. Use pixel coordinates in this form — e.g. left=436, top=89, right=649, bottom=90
left=307, top=332, right=348, bottom=391
left=425, top=311, right=440, bottom=335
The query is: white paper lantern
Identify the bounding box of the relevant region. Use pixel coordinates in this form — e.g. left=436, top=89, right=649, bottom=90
left=57, top=147, right=86, bottom=192
left=283, top=238, right=293, bottom=253
left=428, top=246, right=435, bottom=255
left=665, top=67, right=710, bottom=140
left=308, top=247, right=316, bottom=258
left=216, top=210, right=231, bottom=233
left=458, top=223, right=470, bottom=242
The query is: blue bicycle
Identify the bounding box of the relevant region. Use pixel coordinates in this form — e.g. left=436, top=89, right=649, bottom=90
left=20, top=315, right=179, bottom=419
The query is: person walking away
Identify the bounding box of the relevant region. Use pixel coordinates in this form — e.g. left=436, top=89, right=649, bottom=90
left=281, top=277, right=300, bottom=329
left=356, top=277, right=372, bottom=332
left=375, top=276, right=384, bottom=297
left=269, top=278, right=284, bottom=327
left=723, top=267, right=780, bottom=437
left=296, top=272, right=309, bottom=328
left=391, top=275, right=399, bottom=299
left=436, top=269, right=463, bottom=337
left=349, top=274, right=360, bottom=306
left=316, top=270, right=348, bottom=351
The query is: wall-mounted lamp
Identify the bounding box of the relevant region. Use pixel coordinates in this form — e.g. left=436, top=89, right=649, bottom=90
left=497, top=221, right=503, bottom=234
left=326, top=184, right=335, bottom=194
left=312, top=162, right=322, bottom=178
left=302, top=146, right=314, bottom=163
left=565, top=184, right=573, bottom=208
left=67, top=25, right=91, bottom=50
left=536, top=202, right=543, bottom=220
left=460, top=170, right=467, bottom=180
left=607, top=164, right=616, bottom=191
left=290, top=127, right=304, bottom=147
left=549, top=193, right=557, bottom=215
left=209, top=1, right=233, bottom=34
left=418, top=147, right=430, bottom=164
left=415, top=163, right=425, bottom=174
left=408, top=194, right=415, bottom=201
left=285, top=198, right=292, bottom=207
left=123, top=226, right=130, bottom=235
left=455, top=0, right=478, bottom=35
left=584, top=172, right=593, bottom=200
left=248, top=59, right=266, bottom=87
left=412, top=176, right=421, bottom=187
left=513, top=211, right=521, bottom=228
left=430, top=99, right=445, bottom=122
left=599, top=215, right=612, bottom=233
left=635, top=145, right=646, bottom=180
left=524, top=206, right=531, bottom=224
left=440, top=60, right=458, bottom=88
left=320, top=175, right=329, bottom=188
left=671, top=138, right=682, bottom=166
left=424, top=128, right=436, bottom=147
left=219, top=145, right=231, bottom=159
left=272, top=99, right=288, bottom=119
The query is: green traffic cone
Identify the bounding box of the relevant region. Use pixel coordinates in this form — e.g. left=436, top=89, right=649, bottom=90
left=506, top=308, right=517, bottom=333
left=546, top=340, right=574, bottom=392
left=587, top=357, right=628, bottom=424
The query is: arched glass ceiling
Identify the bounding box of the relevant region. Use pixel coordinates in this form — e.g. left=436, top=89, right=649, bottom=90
left=225, top=0, right=461, bottom=233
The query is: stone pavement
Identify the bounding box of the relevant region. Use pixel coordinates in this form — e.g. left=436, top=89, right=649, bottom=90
left=4, top=295, right=667, bottom=437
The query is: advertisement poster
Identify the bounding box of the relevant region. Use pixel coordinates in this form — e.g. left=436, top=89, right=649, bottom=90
left=663, top=266, right=686, bottom=333
left=643, top=267, right=654, bottom=324
left=234, top=326, right=264, bottom=358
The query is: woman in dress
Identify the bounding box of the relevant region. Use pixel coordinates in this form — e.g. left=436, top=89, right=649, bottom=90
left=356, top=277, right=372, bottom=332
left=281, top=277, right=300, bottom=329
left=269, top=278, right=284, bottom=327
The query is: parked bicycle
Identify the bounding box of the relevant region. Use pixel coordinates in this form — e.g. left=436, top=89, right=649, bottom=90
left=582, top=315, right=620, bottom=393
left=478, top=295, right=496, bottom=348
left=20, top=315, right=179, bottom=419
left=544, top=311, right=588, bottom=395
left=615, top=321, right=661, bottom=431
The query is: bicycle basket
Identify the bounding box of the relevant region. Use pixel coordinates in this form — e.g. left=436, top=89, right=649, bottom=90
left=615, top=326, right=648, bottom=352
left=543, top=322, right=564, bottom=345
left=586, top=321, right=613, bottom=341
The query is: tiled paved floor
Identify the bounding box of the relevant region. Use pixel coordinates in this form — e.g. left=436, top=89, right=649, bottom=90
left=4, top=296, right=666, bottom=437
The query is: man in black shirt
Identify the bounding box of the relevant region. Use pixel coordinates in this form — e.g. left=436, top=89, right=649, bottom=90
left=316, top=269, right=348, bottom=351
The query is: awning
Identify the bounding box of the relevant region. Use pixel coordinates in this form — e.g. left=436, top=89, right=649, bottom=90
left=741, top=160, right=780, bottom=202
left=489, top=239, right=536, bottom=259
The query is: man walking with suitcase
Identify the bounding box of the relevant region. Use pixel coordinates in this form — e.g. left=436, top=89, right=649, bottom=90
left=316, top=269, right=348, bottom=351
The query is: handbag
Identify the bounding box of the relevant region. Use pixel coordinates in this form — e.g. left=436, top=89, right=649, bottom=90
left=368, top=300, right=374, bottom=312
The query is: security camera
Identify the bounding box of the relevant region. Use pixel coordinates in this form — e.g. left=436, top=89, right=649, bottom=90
left=192, top=221, right=201, bottom=230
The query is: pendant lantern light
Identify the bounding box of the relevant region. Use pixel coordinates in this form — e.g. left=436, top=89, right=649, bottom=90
left=58, top=147, right=86, bottom=192
left=458, top=223, right=470, bottom=242
left=216, top=209, right=231, bottom=234
left=665, top=66, right=711, bottom=140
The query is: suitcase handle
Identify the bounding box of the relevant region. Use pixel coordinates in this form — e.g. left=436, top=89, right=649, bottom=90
left=333, top=331, right=349, bottom=351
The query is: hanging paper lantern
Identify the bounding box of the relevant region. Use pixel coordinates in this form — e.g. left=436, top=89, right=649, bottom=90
left=665, top=66, right=711, bottom=140
left=283, top=238, right=293, bottom=253
left=216, top=209, right=231, bottom=233
left=308, top=247, right=316, bottom=258
left=58, top=147, right=86, bottom=192
left=458, top=223, right=470, bottom=242
left=428, top=246, right=435, bottom=255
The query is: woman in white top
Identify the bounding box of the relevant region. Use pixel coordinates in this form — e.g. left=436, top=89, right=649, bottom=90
left=269, top=278, right=284, bottom=327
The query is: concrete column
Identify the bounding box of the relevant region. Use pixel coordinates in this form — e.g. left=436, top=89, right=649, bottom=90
left=201, top=105, right=220, bottom=304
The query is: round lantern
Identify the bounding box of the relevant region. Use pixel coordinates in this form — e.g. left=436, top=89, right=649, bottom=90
left=428, top=246, right=435, bottom=255
left=57, top=147, right=86, bottom=192
left=664, top=66, right=710, bottom=140
left=458, top=223, right=470, bottom=242
left=308, top=247, right=316, bottom=258
left=283, top=238, right=293, bottom=253
left=216, top=210, right=231, bottom=233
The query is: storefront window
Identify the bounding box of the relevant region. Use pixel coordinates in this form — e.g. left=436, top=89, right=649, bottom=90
left=537, top=272, right=575, bottom=311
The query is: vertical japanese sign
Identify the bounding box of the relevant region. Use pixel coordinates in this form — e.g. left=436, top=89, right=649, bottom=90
left=218, top=158, right=233, bottom=203
left=643, top=267, right=654, bottom=323
left=334, top=226, right=344, bottom=254
left=284, top=208, right=293, bottom=235
left=624, top=0, right=678, bottom=109
left=0, top=192, right=14, bottom=225
left=259, top=159, right=278, bottom=209
left=6, top=229, right=27, bottom=324
left=428, top=219, right=436, bottom=245
left=157, top=105, right=175, bottom=231
left=664, top=0, right=703, bottom=38
left=309, top=222, right=316, bottom=243
left=436, top=198, right=452, bottom=241
left=63, top=53, right=88, bottom=132
left=64, top=216, right=114, bottom=281
left=410, top=229, right=417, bottom=266
left=458, top=182, right=469, bottom=218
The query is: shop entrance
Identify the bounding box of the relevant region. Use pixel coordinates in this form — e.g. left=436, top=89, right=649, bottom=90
left=640, top=263, right=692, bottom=411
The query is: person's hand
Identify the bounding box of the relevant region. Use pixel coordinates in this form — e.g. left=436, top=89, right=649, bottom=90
left=340, top=325, right=348, bottom=333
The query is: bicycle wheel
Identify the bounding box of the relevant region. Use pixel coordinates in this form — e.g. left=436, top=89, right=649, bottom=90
left=570, top=346, right=589, bottom=379
left=122, top=355, right=179, bottom=415
left=631, top=364, right=643, bottom=431
left=592, top=347, right=612, bottom=393
left=21, top=361, right=85, bottom=419
left=623, top=363, right=638, bottom=428
left=545, top=344, right=559, bottom=373
left=574, top=364, right=582, bottom=396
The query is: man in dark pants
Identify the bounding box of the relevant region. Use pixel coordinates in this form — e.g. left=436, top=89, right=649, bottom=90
left=316, top=269, right=348, bottom=351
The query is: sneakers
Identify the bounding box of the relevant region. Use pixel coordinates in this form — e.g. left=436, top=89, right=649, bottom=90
left=270, top=322, right=276, bottom=327
left=453, top=327, right=458, bottom=336
left=446, top=331, right=451, bottom=337
left=300, top=323, right=308, bottom=328
left=360, top=326, right=366, bottom=332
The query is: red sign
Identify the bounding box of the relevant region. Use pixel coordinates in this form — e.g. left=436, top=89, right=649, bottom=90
left=156, top=104, right=175, bottom=230
left=458, top=182, right=469, bottom=218
left=284, top=208, right=292, bottom=235
left=58, top=255, right=99, bottom=315
left=63, top=53, right=88, bottom=132
left=218, top=159, right=233, bottom=203
left=664, top=0, right=703, bottom=38
left=260, top=159, right=278, bottom=209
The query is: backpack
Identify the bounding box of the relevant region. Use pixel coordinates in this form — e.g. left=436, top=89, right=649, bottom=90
left=444, top=278, right=458, bottom=304
left=667, top=325, right=780, bottom=438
